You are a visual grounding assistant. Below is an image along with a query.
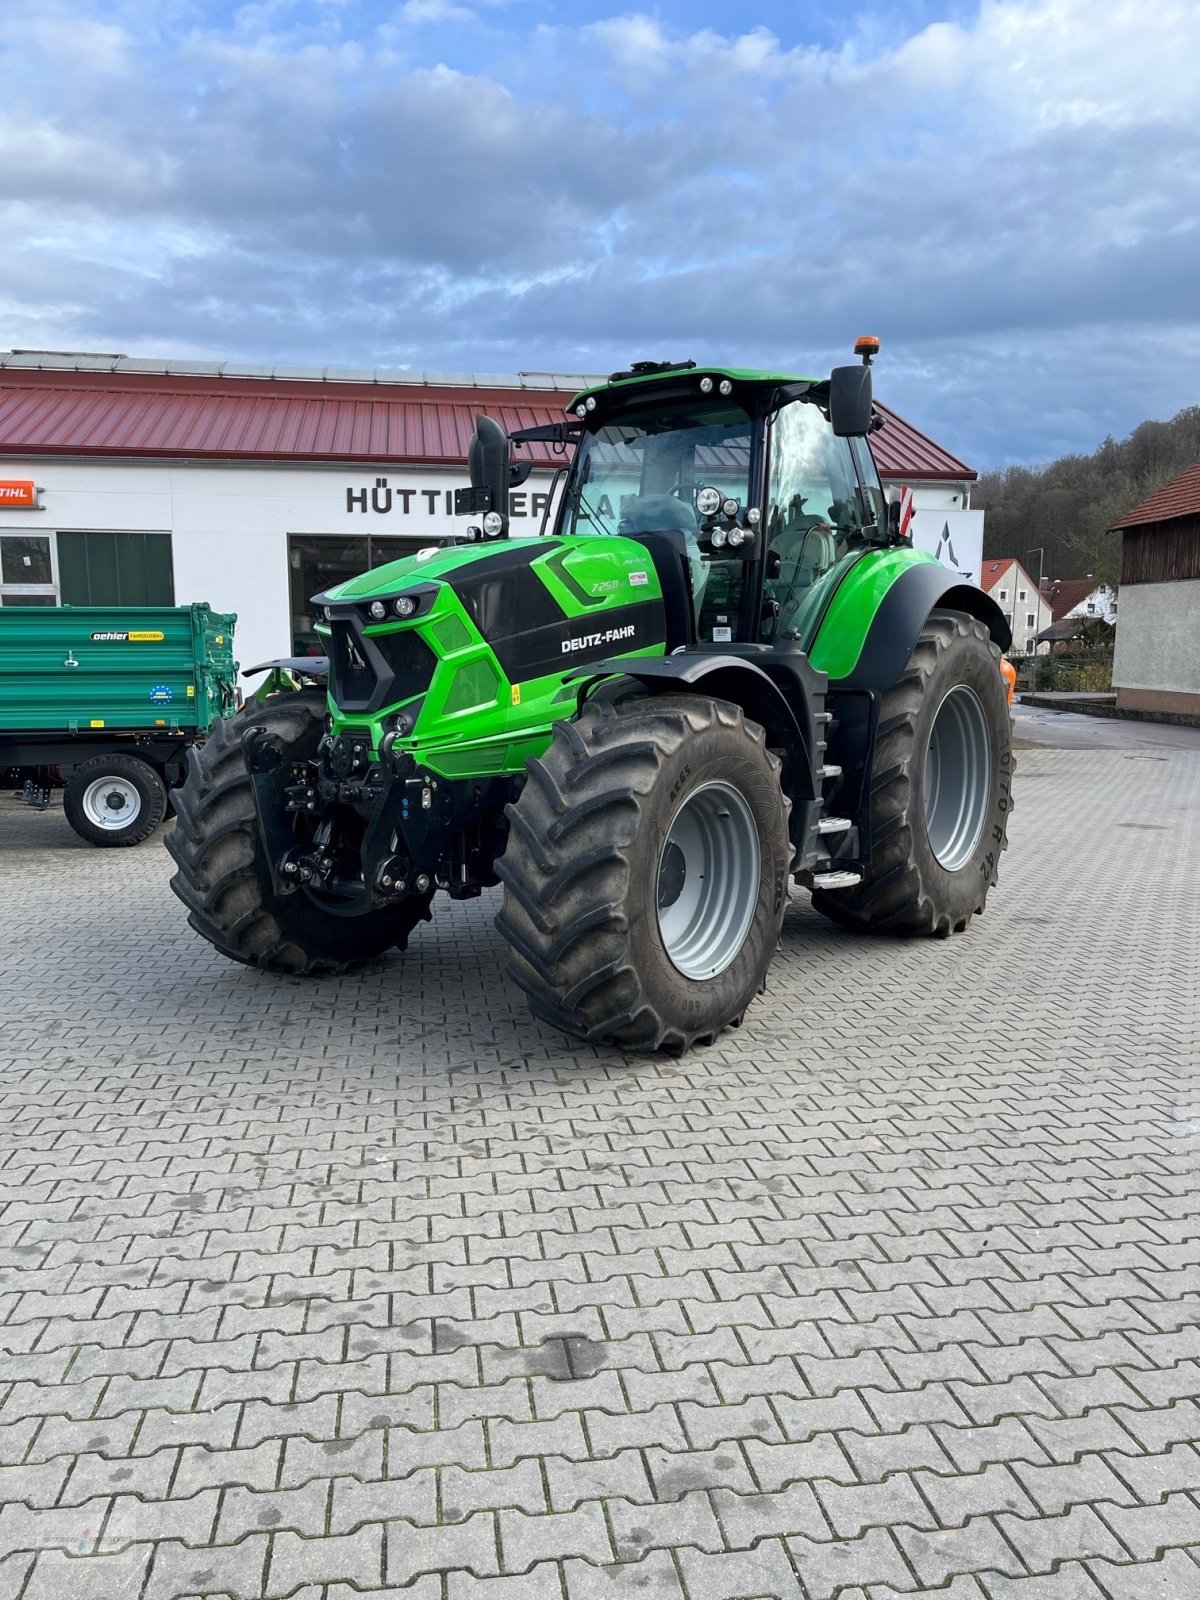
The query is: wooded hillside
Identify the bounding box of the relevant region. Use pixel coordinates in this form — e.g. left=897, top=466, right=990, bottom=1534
left=975, top=405, right=1200, bottom=585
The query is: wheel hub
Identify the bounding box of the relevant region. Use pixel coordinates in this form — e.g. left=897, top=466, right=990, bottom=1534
left=924, top=684, right=992, bottom=871
left=81, top=776, right=141, bottom=830
left=656, top=780, right=760, bottom=981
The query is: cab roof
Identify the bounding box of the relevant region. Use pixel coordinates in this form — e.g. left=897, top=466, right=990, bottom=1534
left=568, top=362, right=817, bottom=411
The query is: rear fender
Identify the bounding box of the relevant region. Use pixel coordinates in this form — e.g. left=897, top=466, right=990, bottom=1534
left=813, top=558, right=1010, bottom=862
left=813, top=558, right=1010, bottom=693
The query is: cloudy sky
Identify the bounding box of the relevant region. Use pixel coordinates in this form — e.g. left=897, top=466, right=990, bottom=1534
left=2, top=0, right=1197, bottom=467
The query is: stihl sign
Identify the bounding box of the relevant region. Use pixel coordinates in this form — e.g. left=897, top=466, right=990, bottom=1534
left=0, top=480, right=40, bottom=509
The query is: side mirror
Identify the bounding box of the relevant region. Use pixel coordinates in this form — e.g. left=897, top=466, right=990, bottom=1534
left=455, top=414, right=511, bottom=536
left=828, top=363, right=873, bottom=436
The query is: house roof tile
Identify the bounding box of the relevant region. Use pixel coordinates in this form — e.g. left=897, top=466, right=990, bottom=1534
left=1109, top=462, right=1200, bottom=530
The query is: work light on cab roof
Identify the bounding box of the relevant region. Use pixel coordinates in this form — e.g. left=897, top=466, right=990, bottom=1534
left=168, top=332, right=1019, bottom=1058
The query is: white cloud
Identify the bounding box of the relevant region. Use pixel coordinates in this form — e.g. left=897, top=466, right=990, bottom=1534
left=0, top=0, right=1196, bottom=463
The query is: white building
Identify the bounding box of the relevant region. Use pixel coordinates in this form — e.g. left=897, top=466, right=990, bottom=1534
left=1041, top=578, right=1118, bottom=626
left=1109, top=464, right=1200, bottom=720
left=980, top=558, right=1054, bottom=654
left=0, top=351, right=987, bottom=676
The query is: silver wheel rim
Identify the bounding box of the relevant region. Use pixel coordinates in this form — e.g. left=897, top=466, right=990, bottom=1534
left=656, top=779, right=760, bottom=980
left=81, top=776, right=142, bottom=830
left=924, top=685, right=992, bottom=871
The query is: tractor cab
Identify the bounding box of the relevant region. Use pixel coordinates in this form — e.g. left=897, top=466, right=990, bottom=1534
left=498, top=344, right=895, bottom=658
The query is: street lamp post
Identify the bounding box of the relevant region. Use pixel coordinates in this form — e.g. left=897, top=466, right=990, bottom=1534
left=1025, top=545, right=1046, bottom=667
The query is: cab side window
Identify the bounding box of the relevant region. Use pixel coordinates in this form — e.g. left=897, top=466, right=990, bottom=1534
left=764, top=403, right=863, bottom=637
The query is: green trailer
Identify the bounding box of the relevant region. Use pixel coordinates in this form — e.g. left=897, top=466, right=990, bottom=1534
left=0, top=602, right=237, bottom=845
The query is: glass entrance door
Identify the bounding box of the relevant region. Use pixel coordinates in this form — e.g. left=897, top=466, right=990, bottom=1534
left=288, top=534, right=414, bottom=655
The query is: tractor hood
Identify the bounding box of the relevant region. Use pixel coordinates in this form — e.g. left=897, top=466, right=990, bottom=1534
left=313, top=535, right=671, bottom=757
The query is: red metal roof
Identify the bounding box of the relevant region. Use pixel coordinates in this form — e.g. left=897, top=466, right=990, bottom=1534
left=1109, top=462, right=1200, bottom=530
left=0, top=368, right=975, bottom=480
left=871, top=404, right=975, bottom=481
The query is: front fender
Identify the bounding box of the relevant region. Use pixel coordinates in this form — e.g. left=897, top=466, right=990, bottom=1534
left=809, top=551, right=1011, bottom=692
left=571, top=651, right=827, bottom=860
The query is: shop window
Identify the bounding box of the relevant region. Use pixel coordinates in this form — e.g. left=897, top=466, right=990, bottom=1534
left=0, top=533, right=58, bottom=605
left=57, top=531, right=174, bottom=607
left=288, top=534, right=413, bottom=656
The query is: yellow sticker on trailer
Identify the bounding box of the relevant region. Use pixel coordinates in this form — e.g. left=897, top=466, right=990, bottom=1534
left=90, top=719, right=105, bottom=728
left=129, top=630, right=165, bottom=642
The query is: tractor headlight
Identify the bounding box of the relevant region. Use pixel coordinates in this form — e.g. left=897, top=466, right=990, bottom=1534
left=323, top=606, right=333, bottom=621
left=699, top=376, right=713, bottom=393
left=393, top=595, right=417, bottom=618
left=575, top=403, right=588, bottom=418
left=727, top=526, right=746, bottom=548
left=722, top=497, right=739, bottom=518
left=482, top=511, right=504, bottom=538
left=585, top=396, right=597, bottom=411
left=747, top=507, right=761, bottom=525
left=695, top=485, right=722, bottom=517
left=368, top=600, right=387, bottom=620
left=711, top=528, right=728, bottom=549
left=719, top=379, right=732, bottom=396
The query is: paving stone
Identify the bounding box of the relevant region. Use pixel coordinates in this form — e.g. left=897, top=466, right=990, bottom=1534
left=3, top=732, right=1200, bottom=1600
left=896, top=1516, right=1026, bottom=1587
left=386, top=1510, right=499, bottom=1583
left=563, top=1548, right=684, bottom=1598
left=676, top=1536, right=806, bottom=1598
left=267, top=1526, right=384, bottom=1591
left=142, top=1533, right=269, bottom=1600
left=499, top=1502, right=613, bottom=1569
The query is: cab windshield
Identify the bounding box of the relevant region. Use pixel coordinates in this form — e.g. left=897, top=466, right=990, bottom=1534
left=562, top=398, right=753, bottom=641
left=563, top=398, right=752, bottom=541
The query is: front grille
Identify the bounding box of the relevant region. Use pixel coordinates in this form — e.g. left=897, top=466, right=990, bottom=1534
left=327, top=616, right=437, bottom=714
left=329, top=620, right=375, bottom=707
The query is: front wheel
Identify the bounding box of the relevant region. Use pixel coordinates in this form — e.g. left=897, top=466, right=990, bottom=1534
left=166, top=692, right=433, bottom=973
left=811, top=609, right=1013, bottom=936
left=63, top=755, right=167, bottom=847
left=496, top=695, right=791, bottom=1053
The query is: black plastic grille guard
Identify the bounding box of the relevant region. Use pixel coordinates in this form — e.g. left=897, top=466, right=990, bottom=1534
left=324, top=610, right=437, bottom=715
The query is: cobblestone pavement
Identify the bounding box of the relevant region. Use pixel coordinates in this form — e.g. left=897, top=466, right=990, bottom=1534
left=1, top=717, right=1198, bottom=1600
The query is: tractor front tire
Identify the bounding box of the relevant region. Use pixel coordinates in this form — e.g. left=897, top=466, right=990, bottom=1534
left=166, top=690, right=433, bottom=974
left=496, top=695, right=790, bottom=1052
left=811, top=609, right=1013, bottom=936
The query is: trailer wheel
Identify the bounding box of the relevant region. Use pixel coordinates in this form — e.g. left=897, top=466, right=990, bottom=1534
left=496, top=695, right=790, bottom=1053
left=63, top=755, right=167, bottom=847
left=811, top=609, right=1013, bottom=936
left=166, top=691, right=433, bottom=974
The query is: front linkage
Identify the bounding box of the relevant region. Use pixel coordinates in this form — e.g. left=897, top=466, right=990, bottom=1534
left=244, top=723, right=516, bottom=910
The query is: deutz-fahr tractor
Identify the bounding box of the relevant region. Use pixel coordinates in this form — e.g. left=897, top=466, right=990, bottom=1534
left=168, top=343, right=1015, bottom=1051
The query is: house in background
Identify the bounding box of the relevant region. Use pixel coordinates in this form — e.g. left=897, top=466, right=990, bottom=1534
left=1042, top=577, right=1118, bottom=625
left=1109, top=463, right=1200, bottom=720
left=980, top=558, right=1053, bottom=654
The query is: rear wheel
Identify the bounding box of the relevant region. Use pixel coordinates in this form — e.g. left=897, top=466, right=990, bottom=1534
left=496, top=694, right=790, bottom=1052
left=63, top=755, right=167, bottom=847
left=167, top=691, right=433, bottom=973
left=811, top=609, right=1013, bottom=935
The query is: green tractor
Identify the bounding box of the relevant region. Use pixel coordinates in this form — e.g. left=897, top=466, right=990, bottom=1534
left=168, top=343, right=1015, bottom=1051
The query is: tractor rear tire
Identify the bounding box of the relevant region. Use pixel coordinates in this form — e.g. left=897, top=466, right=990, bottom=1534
left=811, top=609, right=1013, bottom=936
left=63, top=754, right=167, bottom=847
left=166, top=691, right=433, bottom=974
left=496, top=695, right=790, bottom=1052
